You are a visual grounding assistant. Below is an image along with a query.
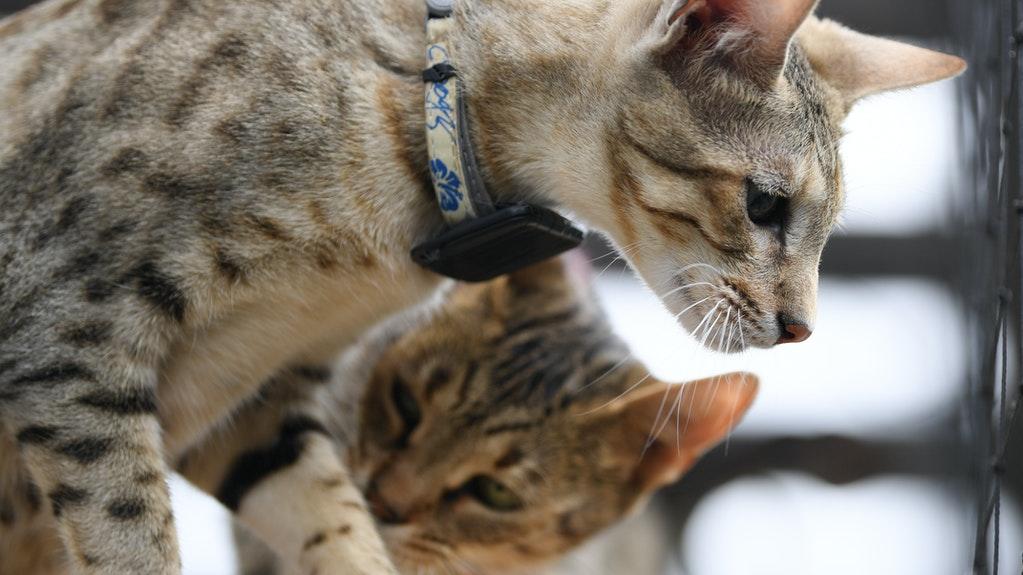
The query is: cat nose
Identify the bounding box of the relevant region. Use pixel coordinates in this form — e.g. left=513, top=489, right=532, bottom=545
left=776, top=315, right=812, bottom=345
left=366, top=481, right=408, bottom=525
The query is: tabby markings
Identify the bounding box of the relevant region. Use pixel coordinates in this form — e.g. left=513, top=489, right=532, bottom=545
left=77, top=389, right=158, bottom=415
left=106, top=498, right=147, bottom=521
left=58, top=437, right=113, bottom=464
left=10, top=363, right=94, bottom=387
left=16, top=426, right=59, bottom=445
left=216, top=417, right=330, bottom=511
left=130, top=261, right=187, bottom=322
left=49, top=484, right=89, bottom=518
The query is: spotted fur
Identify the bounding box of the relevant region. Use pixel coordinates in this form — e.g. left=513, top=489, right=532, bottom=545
left=4, top=257, right=757, bottom=574
left=1, top=0, right=963, bottom=572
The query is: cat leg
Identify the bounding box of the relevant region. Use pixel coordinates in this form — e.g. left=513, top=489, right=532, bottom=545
left=0, top=428, right=70, bottom=575
left=233, top=519, right=283, bottom=575
left=179, top=376, right=397, bottom=575
left=0, top=344, right=179, bottom=574
left=233, top=432, right=397, bottom=575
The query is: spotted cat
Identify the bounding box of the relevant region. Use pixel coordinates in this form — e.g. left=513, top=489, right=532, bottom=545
left=3, top=258, right=757, bottom=574
left=0, top=0, right=962, bottom=572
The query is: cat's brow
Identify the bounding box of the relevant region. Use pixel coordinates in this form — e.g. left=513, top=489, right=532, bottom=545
left=618, top=130, right=743, bottom=183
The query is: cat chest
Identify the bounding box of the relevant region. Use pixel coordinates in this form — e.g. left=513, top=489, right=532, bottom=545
left=157, top=266, right=439, bottom=456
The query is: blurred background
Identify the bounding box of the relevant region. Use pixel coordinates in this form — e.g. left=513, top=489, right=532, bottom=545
left=1, top=0, right=1017, bottom=574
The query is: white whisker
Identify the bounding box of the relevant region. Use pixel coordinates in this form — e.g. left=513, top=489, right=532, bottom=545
left=659, top=281, right=717, bottom=300
left=737, top=309, right=747, bottom=352
left=643, top=380, right=678, bottom=454
left=715, top=306, right=732, bottom=353
left=673, top=296, right=715, bottom=322
left=687, top=300, right=724, bottom=339
left=698, top=307, right=725, bottom=350
left=579, top=355, right=632, bottom=391
left=677, top=262, right=725, bottom=277
left=578, top=370, right=654, bottom=416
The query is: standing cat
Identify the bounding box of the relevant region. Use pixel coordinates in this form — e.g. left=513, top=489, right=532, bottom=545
left=0, top=0, right=963, bottom=572
left=2, top=258, right=758, bottom=574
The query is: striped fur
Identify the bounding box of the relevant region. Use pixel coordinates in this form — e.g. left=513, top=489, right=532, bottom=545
left=183, top=258, right=756, bottom=575
left=0, top=0, right=962, bottom=572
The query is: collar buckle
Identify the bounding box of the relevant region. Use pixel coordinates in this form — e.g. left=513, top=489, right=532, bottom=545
left=412, top=204, right=584, bottom=282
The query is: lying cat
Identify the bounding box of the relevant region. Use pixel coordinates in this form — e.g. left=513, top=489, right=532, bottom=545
left=0, top=0, right=962, bottom=572
left=1, top=258, right=758, bottom=574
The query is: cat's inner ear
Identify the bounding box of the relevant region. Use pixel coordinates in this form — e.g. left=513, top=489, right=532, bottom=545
left=651, top=0, right=819, bottom=87
left=612, top=372, right=759, bottom=491
left=797, top=17, right=967, bottom=108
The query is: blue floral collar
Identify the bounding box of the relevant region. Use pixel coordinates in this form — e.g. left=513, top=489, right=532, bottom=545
left=411, top=0, right=585, bottom=282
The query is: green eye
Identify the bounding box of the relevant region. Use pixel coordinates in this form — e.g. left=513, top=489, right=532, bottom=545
left=465, top=476, right=523, bottom=512
left=391, top=376, right=421, bottom=446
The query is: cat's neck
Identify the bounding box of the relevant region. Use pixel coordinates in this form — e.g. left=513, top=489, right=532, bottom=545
left=363, top=0, right=633, bottom=245
left=449, top=0, right=627, bottom=219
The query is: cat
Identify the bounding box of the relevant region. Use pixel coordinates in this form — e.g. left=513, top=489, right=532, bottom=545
left=210, top=259, right=755, bottom=575
left=1, top=257, right=758, bottom=575
left=0, top=0, right=964, bottom=572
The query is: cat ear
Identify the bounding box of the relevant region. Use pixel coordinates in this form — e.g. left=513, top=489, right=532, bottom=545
left=612, top=372, right=758, bottom=491
left=650, top=0, right=819, bottom=87
left=797, top=17, right=966, bottom=108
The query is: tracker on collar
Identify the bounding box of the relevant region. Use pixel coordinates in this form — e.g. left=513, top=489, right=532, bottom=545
left=411, top=0, right=585, bottom=283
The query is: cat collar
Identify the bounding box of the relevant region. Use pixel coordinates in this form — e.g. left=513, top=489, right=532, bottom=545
left=411, top=0, right=585, bottom=282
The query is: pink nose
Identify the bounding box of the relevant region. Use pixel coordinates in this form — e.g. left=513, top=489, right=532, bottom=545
left=776, top=321, right=812, bottom=345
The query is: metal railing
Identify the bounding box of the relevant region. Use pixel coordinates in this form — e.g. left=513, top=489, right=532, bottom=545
left=956, top=0, right=1023, bottom=572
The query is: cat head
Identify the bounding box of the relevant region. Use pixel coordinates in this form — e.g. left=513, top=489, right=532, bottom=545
left=461, top=0, right=965, bottom=351
left=346, top=258, right=758, bottom=572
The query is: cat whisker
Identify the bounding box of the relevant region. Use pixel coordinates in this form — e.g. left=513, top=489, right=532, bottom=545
left=587, top=245, right=627, bottom=264
left=578, top=369, right=654, bottom=417
left=645, top=304, right=723, bottom=453
left=594, top=242, right=645, bottom=279
left=672, top=296, right=716, bottom=322
left=715, top=306, right=732, bottom=355
left=596, top=255, right=625, bottom=278
left=686, top=299, right=724, bottom=339
left=737, top=309, right=747, bottom=352
left=659, top=281, right=718, bottom=300
left=711, top=315, right=737, bottom=399
left=705, top=314, right=738, bottom=412
left=643, top=378, right=679, bottom=454
left=697, top=306, right=725, bottom=350
left=578, top=355, right=633, bottom=391
left=723, top=370, right=753, bottom=457
left=642, top=377, right=687, bottom=454
left=675, top=377, right=694, bottom=455
left=681, top=374, right=702, bottom=450
left=655, top=261, right=724, bottom=293
left=676, top=262, right=726, bottom=279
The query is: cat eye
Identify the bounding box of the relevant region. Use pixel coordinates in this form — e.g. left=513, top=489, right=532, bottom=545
left=390, top=376, right=421, bottom=446
left=464, top=475, right=524, bottom=512
left=745, top=178, right=787, bottom=229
